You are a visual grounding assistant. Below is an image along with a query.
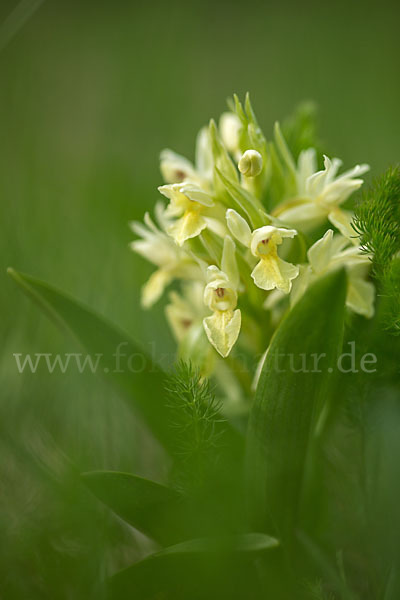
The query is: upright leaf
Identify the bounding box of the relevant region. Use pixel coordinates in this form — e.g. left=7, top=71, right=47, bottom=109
left=246, top=269, right=347, bottom=545
left=7, top=268, right=173, bottom=447
left=8, top=269, right=243, bottom=455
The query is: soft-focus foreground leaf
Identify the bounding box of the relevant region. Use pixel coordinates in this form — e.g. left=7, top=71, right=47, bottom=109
left=82, top=471, right=187, bottom=545
left=109, top=533, right=279, bottom=599
left=8, top=269, right=243, bottom=456
left=246, top=269, right=347, bottom=546
left=8, top=268, right=175, bottom=447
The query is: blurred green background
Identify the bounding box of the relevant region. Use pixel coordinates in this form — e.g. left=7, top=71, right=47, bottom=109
left=1, top=0, right=399, bottom=597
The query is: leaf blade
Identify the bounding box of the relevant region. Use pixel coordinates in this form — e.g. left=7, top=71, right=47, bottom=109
left=82, top=470, right=184, bottom=545
left=108, top=533, right=279, bottom=599
left=8, top=268, right=243, bottom=456
left=246, top=269, right=347, bottom=545
left=7, top=267, right=172, bottom=447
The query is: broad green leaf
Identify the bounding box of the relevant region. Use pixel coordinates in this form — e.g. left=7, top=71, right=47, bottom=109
left=246, top=269, right=347, bottom=545
left=82, top=471, right=187, bottom=545
left=109, top=533, right=279, bottom=598
left=7, top=268, right=173, bottom=447
left=8, top=268, right=243, bottom=455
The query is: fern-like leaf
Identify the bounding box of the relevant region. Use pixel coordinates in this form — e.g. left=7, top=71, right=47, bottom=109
left=164, top=362, right=225, bottom=490
left=353, top=166, right=400, bottom=334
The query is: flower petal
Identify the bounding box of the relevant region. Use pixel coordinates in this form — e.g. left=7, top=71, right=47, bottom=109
left=346, top=276, right=375, bottom=318
left=279, top=202, right=327, bottom=231
left=203, top=309, right=241, bottom=357
left=307, top=229, right=334, bottom=273
left=221, top=235, right=239, bottom=289
left=195, top=126, right=213, bottom=179
left=167, top=211, right=207, bottom=246
left=277, top=257, right=300, bottom=292
left=290, top=265, right=312, bottom=306
left=226, top=209, right=252, bottom=247
left=296, top=148, right=318, bottom=194
left=158, top=184, right=189, bottom=216
left=141, top=269, right=172, bottom=308
left=328, top=208, right=356, bottom=241
left=180, top=183, right=214, bottom=207
left=251, top=256, right=298, bottom=293
left=219, top=112, right=241, bottom=155
left=160, top=149, right=196, bottom=183
left=250, top=225, right=297, bottom=258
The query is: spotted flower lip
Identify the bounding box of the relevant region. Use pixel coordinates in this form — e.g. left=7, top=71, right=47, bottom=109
left=203, top=275, right=241, bottom=358
left=250, top=226, right=297, bottom=258
left=204, top=268, right=238, bottom=313
left=226, top=210, right=299, bottom=293
left=250, top=226, right=299, bottom=293
left=202, top=237, right=241, bottom=358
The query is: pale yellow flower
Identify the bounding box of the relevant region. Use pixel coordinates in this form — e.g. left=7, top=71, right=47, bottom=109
left=158, top=182, right=217, bottom=246
left=291, top=229, right=375, bottom=318
left=160, top=126, right=213, bottom=186
left=130, top=211, right=201, bottom=307
left=165, top=282, right=206, bottom=343
left=279, top=152, right=369, bottom=239
left=226, top=209, right=299, bottom=293
left=165, top=282, right=216, bottom=374
left=202, top=237, right=241, bottom=357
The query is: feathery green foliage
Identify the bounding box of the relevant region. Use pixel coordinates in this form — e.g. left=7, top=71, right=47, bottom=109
left=353, top=166, right=400, bottom=333
left=165, top=362, right=224, bottom=489
left=381, top=258, right=400, bottom=333
left=353, top=166, right=400, bottom=268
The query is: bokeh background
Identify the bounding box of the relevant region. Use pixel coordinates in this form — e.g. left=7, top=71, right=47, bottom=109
left=1, top=0, right=399, bottom=597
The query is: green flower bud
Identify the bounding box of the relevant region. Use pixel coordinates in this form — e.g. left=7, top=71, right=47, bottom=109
left=238, top=149, right=263, bottom=177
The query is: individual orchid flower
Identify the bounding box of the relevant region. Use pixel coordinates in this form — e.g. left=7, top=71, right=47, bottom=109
left=160, top=126, right=213, bottom=186
left=165, top=282, right=206, bottom=343
left=158, top=182, right=226, bottom=246
left=291, top=229, right=375, bottom=318
left=130, top=210, right=201, bottom=308
left=203, top=236, right=241, bottom=358
left=226, top=209, right=299, bottom=293
left=160, top=149, right=197, bottom=184
left=278, top=151, right=369, bottom=239
left=165, top=282, right=214, bottom=373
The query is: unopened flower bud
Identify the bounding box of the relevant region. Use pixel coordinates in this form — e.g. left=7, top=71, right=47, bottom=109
left=238, top=150, right=263, bottom=177
left=219, top=112, right=241, bottom=155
